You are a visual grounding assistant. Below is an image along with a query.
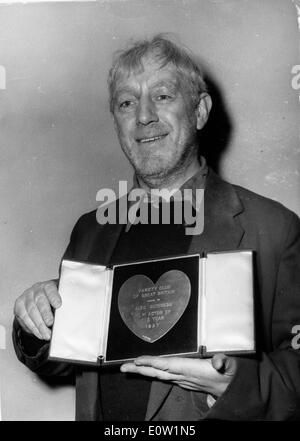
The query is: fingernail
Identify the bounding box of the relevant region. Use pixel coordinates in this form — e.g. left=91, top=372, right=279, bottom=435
left=35, top=331, right=43, bottom=340
left=45, top=317, right=53, bottom=326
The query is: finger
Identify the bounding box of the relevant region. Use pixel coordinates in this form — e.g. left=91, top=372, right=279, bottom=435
left=121, top=363, right=163, bottom=377
left=224, top=356, right=237, bottom=376
left=172, top=380, right=199, bottom=391
left=27, top=304, right=51, bottom=340
left=135, top=356, right=209, bottom=377
left=211, top=353, right=226, bottom=372
left=121, top=363, right=183, bottom=382
left=17, top=316, right=35, bottom=335
left=15, top=297, right=44, bottom=339
left=35, top=294, right=54, bottom=327
left=16, top=312, right=44, bottom=340
left=135, top=356, right=171, bottom=371
left=212, top=353, right=237, bottom=376
left=44, top=282, right=62, bottom=309
left=135, top=356, right=192, bottom=374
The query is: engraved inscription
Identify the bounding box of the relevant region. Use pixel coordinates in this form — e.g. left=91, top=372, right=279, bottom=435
left=118, top=270, right=191, bottom=343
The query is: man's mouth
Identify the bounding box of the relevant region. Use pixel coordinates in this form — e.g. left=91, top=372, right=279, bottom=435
left=137, top=134, right=168, bottom=144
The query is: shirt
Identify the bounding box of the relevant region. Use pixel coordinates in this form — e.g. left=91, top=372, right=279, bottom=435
left=99, top=158, right=208, bottom=421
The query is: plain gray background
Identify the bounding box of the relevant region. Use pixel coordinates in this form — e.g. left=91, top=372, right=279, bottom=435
left=0, top=0, right=299, bottom=420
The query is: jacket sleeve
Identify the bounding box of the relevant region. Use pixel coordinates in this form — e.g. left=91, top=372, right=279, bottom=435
left=11, top=218, right=82, bottom=377
left=206, top=213, right=300, bottom=420
left=12, top=317, right=74, bottom=377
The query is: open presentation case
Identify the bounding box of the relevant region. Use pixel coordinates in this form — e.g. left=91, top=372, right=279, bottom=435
left=49, top=250, right=255, bottom=365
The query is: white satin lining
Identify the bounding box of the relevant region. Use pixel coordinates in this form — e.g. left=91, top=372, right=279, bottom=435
left=204, top=251, right=254, bottom=352
left=50, top=260, right=109, bottom=363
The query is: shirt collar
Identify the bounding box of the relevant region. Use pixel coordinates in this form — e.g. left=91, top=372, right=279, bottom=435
left=125, top=156, right=208, bottom=232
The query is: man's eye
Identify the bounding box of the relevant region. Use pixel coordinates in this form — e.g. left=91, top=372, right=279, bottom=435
left=155, top=94, right=172, bottom=102
left=119, top=100, right=134, bottom=109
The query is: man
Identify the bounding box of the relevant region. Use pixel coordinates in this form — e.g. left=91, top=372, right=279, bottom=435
left=13, top=35, right=300, bottom=421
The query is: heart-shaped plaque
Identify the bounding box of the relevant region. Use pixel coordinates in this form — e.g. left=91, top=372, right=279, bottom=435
left=118, top=270, right=191, bottom=343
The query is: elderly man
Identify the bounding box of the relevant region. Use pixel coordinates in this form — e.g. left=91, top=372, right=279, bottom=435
left=13, top=35, right=300, bottom=421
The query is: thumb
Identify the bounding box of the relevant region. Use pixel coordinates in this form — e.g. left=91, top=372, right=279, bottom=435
left=211, top=353, right=237, bottom=376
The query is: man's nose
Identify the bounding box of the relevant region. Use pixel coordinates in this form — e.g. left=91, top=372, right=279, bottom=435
left=136, top=96, right=159, bottom=125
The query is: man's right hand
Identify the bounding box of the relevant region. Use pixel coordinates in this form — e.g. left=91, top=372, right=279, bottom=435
left=14, top=281, right=62, bottom=341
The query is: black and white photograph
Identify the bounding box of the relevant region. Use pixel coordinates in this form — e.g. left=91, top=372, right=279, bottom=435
left=0, top=0, right=299, bottom=424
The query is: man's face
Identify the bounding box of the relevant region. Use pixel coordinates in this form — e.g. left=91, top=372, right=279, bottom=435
left=112, top=56, right=203, bottom=181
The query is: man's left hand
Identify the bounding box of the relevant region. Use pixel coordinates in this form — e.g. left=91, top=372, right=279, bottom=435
left=120, top=353, right=237, bottom=398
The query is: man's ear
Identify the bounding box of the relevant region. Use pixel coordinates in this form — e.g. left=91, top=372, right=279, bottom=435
left=196, top=93, right=212, bottom=130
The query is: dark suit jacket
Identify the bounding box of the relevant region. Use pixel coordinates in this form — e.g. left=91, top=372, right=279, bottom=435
left=13, top=169, right=300, bottom=420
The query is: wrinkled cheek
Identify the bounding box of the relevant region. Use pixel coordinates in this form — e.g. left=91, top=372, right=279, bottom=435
left=118, top=134, right=135, bottom=155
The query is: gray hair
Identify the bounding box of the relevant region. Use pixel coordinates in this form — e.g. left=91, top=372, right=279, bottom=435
left=108, top=34, right=207, bottom=113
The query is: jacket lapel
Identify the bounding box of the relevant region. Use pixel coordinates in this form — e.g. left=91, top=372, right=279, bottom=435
left=85, top=195, right=129, bottom=265
left=145, top=169, right=246, bottom=421
left=188, top=169, right=245, bottom=254
left=145, top=380, right=174, bottom=421
left=87, top=221, right=124, bottom=265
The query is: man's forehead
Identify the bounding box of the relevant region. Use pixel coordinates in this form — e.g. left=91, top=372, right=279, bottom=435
left=114, top=57, right=180, bottom=91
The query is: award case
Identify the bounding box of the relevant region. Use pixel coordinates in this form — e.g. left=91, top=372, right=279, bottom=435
left=49, top=250, right=255, bottom=365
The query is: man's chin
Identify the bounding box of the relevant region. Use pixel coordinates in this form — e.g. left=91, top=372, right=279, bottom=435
left=136, top=165, right=171, bottom=181
left=132, top=156, right=182, bottom=183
